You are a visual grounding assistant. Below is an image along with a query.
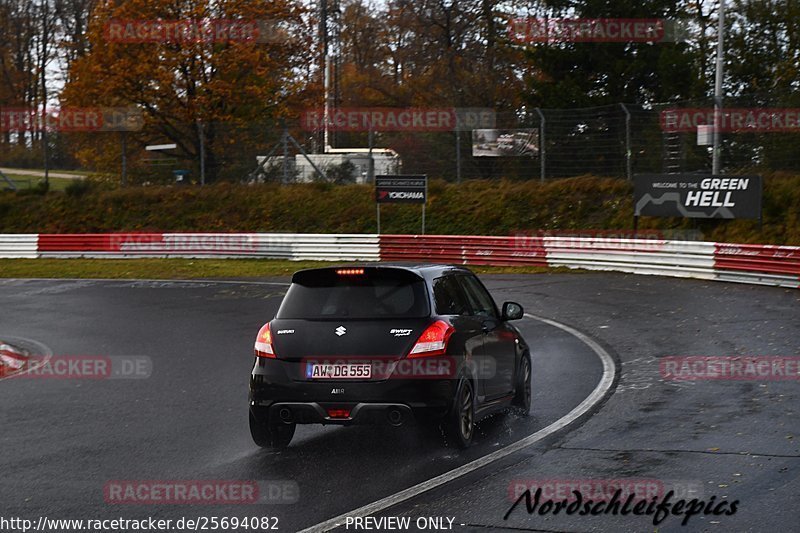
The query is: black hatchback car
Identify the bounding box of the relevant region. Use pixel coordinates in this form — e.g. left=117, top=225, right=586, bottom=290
left=249, top=264, right=531, bottom=448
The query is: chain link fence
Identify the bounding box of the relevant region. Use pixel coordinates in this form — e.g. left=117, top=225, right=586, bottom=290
left=4, top=100, right=800, bottom=186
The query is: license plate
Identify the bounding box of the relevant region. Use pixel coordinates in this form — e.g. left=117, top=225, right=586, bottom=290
left=306, top=363, right=371, bottom=379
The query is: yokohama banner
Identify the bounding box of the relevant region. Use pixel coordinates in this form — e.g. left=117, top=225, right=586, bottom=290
left=375, top=176, right=427, bottom=204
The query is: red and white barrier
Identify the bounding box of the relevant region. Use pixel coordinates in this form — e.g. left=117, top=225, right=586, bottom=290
left=0, top=233, right=797, bottom=289
left=379, top=234, right=547, bottom=266
left=713, top=243, right=800, bottom=287
left=0, top=234, right=38, bottom=258
left=379, top=235, right=798, bottom=288
left=37, top=233, right=380, bottom=261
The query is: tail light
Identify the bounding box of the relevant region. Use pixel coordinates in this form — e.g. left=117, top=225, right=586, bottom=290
left=254, top=323, right=276, bottom=358
left=336, top=268, right=364, bottom=275
left=408, top=320, right=454, bottom=358
left=327, top=408, right=351, bottom=419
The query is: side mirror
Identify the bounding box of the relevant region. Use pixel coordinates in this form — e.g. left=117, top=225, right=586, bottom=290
left=502, top=301, right=524, bottom=321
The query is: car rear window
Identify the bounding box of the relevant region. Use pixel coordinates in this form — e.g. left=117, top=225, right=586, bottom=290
left=277, top=268, right=430, bottom=319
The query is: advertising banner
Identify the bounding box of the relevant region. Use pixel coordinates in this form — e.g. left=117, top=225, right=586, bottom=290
left=634, top=174, right=762, bottom=220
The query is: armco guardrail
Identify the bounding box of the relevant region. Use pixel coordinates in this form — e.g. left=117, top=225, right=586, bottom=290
left=36, top=233, right=380, bottom=261
left=0, top=234, right=38, bottom=258
left=544, top=237, right=718, bottom=280
left=380, top=234, right=798, bottom=288
left=714, top=243, right=800, bottom=287
left=379, top=234, right=547, bottom=266
left=0, top=233, right=797, bottom=289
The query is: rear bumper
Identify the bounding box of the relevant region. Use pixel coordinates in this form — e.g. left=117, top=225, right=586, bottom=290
left=249, top=357, right=458, bottom=424
left=264, top=402, right=415, bottom=426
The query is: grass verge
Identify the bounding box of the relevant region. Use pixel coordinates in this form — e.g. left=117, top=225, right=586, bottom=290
left=2, top=174, right=799, bottom=244
left=0, top=259, right=558, bottom=280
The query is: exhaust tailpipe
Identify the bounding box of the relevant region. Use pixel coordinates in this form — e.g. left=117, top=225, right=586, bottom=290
left=278, top=407, right=293, bottom=423
left=387, top=408, right=404, bottom=426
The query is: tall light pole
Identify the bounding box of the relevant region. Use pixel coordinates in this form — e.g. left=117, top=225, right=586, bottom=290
left=319, top=0, right=341, bottom=154
left=712, top=0, right=726, bottom=175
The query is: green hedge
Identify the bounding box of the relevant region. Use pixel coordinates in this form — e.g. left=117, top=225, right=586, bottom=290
left=1, top=174, right=798, bottom=245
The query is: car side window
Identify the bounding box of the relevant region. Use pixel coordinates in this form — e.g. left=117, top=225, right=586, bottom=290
left=458, top=275, right=498, bottom=318
left=432, top=276, right=471, bottom=316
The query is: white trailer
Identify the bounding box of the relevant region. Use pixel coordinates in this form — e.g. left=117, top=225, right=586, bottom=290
left=256, top=149, right=401, bottom=184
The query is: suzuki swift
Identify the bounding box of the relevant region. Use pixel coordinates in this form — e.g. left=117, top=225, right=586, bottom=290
left=249, top=264, right=531, bottom=448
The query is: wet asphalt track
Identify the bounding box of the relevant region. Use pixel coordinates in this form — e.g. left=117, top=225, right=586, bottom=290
left=0, top=273, right=798, bottom=533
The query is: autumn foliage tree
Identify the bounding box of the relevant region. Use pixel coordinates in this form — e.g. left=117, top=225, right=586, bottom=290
left=329, top=0, right=530, bottom=177
left=0, top=0, right=58, bottom=167
left=4, top=0, right=800, bottom=182
left=336, top=0, right=527, bottom=110
left=61, top=0, right=316, bottom=182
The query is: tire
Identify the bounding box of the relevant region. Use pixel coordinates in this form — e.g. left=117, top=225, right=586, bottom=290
left=512, top=354, right=532, bottom=416
left=249, top=409, right=295, bottom=449
left=444, top=379, right=475, bottom=448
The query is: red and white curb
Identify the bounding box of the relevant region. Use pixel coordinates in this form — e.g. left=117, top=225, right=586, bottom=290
left=0, top=233, right=797, bottom=289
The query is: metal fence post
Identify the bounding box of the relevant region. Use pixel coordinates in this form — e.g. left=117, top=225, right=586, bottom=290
left=281, top=121, right=289, bottom=183
left=120, top=131, right=128, bottom=187
left=620, top=103, right=632, bottom=181
left=535, top=108, right=545, bottom=182
left=712, top=0, right=726, bottom=175
left=196, top=119, right=206, bottom=185
left=368, top=128, right=374, bottom=183
left=456, top=129, right=462, bottom=184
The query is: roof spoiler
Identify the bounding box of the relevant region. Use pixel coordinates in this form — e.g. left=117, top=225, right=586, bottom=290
left=291, top=266, right=424, bottom=285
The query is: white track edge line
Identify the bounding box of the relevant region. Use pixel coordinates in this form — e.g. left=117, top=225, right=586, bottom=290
left=297, top=312, right=617, bottom=533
